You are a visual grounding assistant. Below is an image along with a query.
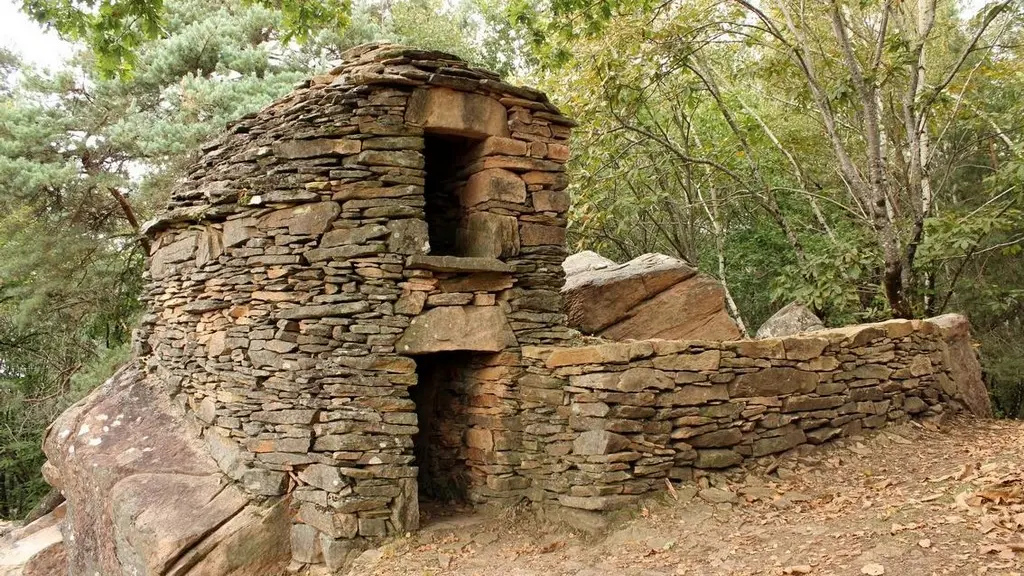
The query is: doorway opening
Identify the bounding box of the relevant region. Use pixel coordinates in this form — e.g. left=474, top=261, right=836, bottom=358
left=410, top=351, right=475, bottom=506
left=422, top=133, right=478, bottom=256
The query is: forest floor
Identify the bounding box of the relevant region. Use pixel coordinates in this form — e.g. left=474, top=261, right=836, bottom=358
left=351, top=416, right=1024, bottom=576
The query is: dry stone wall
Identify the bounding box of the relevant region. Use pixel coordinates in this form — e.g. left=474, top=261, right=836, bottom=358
left=517, top=316, right=979, bottom=511
left=79, top=41, right=987, bottom=574
left=136, top=43, right=572, bottom=568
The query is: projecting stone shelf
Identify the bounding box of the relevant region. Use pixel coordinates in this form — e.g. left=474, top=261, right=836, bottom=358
left=405, top=254, right=513, bottom=273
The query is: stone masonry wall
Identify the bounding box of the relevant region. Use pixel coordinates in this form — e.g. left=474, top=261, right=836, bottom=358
left=136, top=43, right=572, bottom=568
left=516, top=317, right=972, bottom=511
left=126, top=41, right=986, bottom=573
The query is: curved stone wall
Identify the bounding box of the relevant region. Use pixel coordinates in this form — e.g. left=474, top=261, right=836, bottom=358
left=137, top=43, right=573, bottom=566
left=109, top=42, right=988, bottom=572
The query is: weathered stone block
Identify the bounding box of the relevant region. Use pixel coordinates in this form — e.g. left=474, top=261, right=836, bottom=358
left=274, top=138, right=360, bottom=159
left=533, top=190, right=570, bottom=212
left=258, top=202, right=340, bottom=236
left=465, top=428, right=494, bottom=451
left=572, top=430, right=631, bottom=455
left=544, top=344, right=631, bottom=367
left=731, top=339, right=785, bottom=359
left=751, top=427, right=806, bottom=457
left=558, top=494, right=637, bottom=511
left=298, top=503, right=359, bottom=539
left=805, top=426, right=841, bottom=444
left=275, top=302, right=370, bottom=320
left=298, top=464, right=347, bottom=493
left=390, top=477, right=419, bottom=533
left=394, top=291, right=427, bottom=315
left=852, top=364, right=893, bottom=379
left=688, top=428, right=743, bottom=448
left=321, top=224, right=388, bottom=247
left=462, top=168, right=526, bottom=206
left=782, top=395, right=847, bottom=412
left=458, top=212, right=520, bottom=258
left=386, top=219, right=430, bottom=254
left=250, top=410, right=318, bottom=425
left=195, top=227, right=224, bottom=267
left=395, top=306, right=518, bottom=354
left=617, top=367, right=675, bottom=392
left=520, top=222, right=566, bottom=246
left=321, top=535, right=363, bottom=571
left=470, top=136, right=529, bottom=158
left=694, top=449, right=743, bottom=469
left=652, top=350, right=722, bottom=372
left=150, top=233, right=197, bottom=279
left=904, top=396, right=928, bottom=413
left=406, top=87, right=509, bottom=138
left=241, top=468, right=288, bottom=496
left=658, top=385, right=729, bottom=406
left=783, top=337, right=829, bottom=361
left=222, top=217, right=257, bottom=247
left=290, top=523, right=323, bottom=564
left=358, top=517, right=387, bottom=537
left=729, top=368, right=819, bottom=397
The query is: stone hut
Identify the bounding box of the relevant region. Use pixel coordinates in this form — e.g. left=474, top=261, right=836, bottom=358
left=34, top=43, right=991, bottom=575
left=138, top=42, right=574, bottom=563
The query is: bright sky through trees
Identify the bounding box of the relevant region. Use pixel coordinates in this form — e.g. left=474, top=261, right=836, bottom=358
left=0, top=0, right=71, bottom=68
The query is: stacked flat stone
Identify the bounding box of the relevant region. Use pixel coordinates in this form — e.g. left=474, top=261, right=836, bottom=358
left=137, top=43, right=574, bottom=569
left=131, top=41, right=983, bottom=573
left=518, top=318, right=967, bottom=511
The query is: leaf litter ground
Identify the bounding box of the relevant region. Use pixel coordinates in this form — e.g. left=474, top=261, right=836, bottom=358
left=348, top=416, right=1024, bottom=576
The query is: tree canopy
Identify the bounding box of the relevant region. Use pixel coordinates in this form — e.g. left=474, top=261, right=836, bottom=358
left=3, top=0, right=1024, bottom=518
left=19, top=0, right=353, bottom=76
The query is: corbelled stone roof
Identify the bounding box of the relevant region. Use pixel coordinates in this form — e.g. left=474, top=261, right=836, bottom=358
left=143, top=43, right=574, bottom=236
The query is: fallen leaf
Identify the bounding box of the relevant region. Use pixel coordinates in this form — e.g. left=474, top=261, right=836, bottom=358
left=538, top=540, right=565, bottom=554
left=979, top=516, right=999, bottom=534
left=980, top=544, right=1007, bottom=555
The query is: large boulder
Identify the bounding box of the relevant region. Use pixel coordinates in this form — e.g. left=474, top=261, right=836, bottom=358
left=562, top=252, right=742, bottom=341
left=930, top=313, right=993, bottom=417
left=562, top=250, right=615, bottom=277
left=755, top=302, right=825, bottom=339
left=38, top=364, right=291, bottom=575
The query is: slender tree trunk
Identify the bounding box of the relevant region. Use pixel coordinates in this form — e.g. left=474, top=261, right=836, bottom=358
left=107, top=187, right=151, bottom=253
left=690, top=58, right=807, bottom=263
left=696, top=182, right=750, bottom=337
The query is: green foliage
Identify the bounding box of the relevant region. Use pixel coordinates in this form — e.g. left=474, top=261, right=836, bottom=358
left=20, top=0, right=351, bottom=77
left=771, top=230, right=887, bottom=325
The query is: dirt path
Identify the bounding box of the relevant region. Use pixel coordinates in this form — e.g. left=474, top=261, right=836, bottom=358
left=349, top=417, right=1024, bottom=576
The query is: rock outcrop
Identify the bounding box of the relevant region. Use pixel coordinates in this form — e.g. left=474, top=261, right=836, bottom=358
left=562, top=252, right=742, bottom=341
left=755, top=302, right=826, bottom=338
left=928, top=314, right=993, bottom=417
left=41, top=364, right=290, bottom=575
left=0, top=508, right=64, bottom=576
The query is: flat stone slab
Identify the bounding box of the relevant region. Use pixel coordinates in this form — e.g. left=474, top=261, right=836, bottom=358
left=406, top=254, right=513, bottom=274
left=395, top=305, right=518, bottom=354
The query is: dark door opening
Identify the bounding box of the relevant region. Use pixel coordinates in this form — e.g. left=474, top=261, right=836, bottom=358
left=422, top=133, right=478, bottom=256
left=410, top=351, right=474, bottom=505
